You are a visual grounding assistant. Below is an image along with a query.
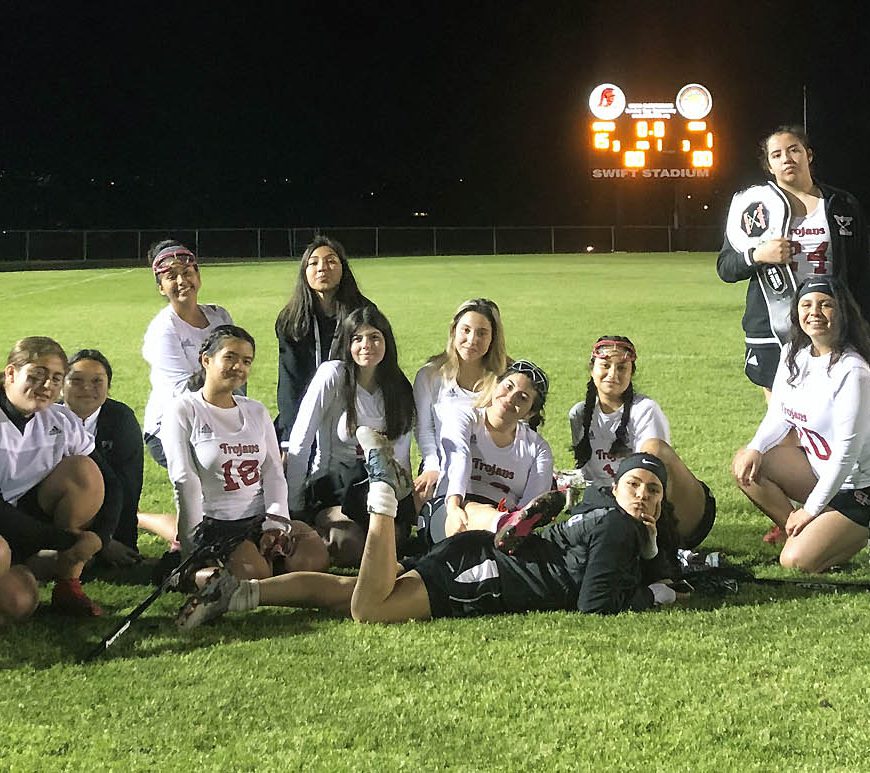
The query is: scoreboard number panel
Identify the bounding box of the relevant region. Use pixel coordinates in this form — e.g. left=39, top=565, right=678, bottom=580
left=588, top=83, right=714, bottom=179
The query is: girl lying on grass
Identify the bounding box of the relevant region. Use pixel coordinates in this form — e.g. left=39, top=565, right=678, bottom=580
left=732, top=277, right=870, bottom=572
left=176, top=442, right=679, bottom=629
left=162, top=325, right=327, bottom=582
left=284, top=306, right=416, bottom=568
left=569, top=335, right=716, bottom=549
left=420, top=359, right=554, bottom=546
left=0, top=336, right=122, bottom=616
left=412, top=297, right=509, bottom=508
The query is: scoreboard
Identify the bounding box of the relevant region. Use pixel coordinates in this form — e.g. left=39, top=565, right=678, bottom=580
left=588, top=83, right=714, bottom=179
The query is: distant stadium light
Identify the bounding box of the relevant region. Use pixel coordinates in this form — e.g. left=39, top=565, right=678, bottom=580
left=586, top=245, right=594, bottom=252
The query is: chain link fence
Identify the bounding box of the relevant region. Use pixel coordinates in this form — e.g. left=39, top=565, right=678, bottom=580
left=0, top=225, right=725, bottom=267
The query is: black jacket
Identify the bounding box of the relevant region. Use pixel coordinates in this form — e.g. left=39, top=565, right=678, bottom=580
left=717, top=181, right=870, bottom=343
left=498, top=507, right=657, bottom=614
left=94, top=398, right=144, bottom=548
left=274, top=297, right=375, bottom=442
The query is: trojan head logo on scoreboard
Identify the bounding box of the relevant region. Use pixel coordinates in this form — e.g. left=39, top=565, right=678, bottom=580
left=588, top=83, right=714, bottom=179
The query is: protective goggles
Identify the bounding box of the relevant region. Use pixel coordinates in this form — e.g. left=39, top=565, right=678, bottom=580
left=152, top=247, right=198, bottom=276
left=506, top=359, right=549, bottom=397
left=591, top=339, right=637, bottom=362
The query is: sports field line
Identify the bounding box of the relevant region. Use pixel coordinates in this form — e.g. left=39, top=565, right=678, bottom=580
left=0, top=267, right=138, bottom=302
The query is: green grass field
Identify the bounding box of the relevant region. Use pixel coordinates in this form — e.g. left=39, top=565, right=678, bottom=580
left=2, top=253, right=869, bottom=771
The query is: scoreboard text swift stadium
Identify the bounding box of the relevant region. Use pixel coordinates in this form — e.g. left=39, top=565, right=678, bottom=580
left=588, top=83, right=714, bottom=179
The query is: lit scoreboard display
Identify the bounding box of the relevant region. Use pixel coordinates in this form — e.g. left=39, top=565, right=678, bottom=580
left=588, top=83, right=714, bottom=179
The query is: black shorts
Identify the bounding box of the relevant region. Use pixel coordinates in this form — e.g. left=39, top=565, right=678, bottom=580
left=412, top=531, right=508, bottom=619
left=744, top=343, right=780, bottom=389
left=191, top=515, right=264, bottom=552
left=0, top=487, right=77, bottom=561
left=828, top=486, right=870, bottom=528
left=680, top=480, right=717, bottom=550
left=306, top=461, right=416, bottom=530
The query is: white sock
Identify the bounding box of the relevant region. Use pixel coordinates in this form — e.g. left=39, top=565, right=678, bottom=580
left=367, top=481, right=398, bottom=518
left=228, top=579, right=260, bottom=612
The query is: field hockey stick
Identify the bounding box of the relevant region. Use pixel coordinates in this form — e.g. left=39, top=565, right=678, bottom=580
left=681, top=563, right=870, bottom=595
left=83, top=531, right=251, bottom=662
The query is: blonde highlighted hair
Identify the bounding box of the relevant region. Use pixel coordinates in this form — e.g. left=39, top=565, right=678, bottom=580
left=428, top=298, right=508, bottom=396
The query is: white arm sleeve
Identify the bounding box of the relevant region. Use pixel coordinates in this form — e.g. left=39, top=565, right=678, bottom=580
left=804, top=369, right=870, bottom=516
left=568, top=402, right=585, bottom=448
left=747, top=361, right=793, bottom=454
left=517, top=437, right=555, bottom=509
left=142, top=317, right=199, bottom=398
left=413, top=365, right=441, bottom=473
left=285, top=362, right=345, bottom=511
left=439, top=406, right=475, bottom=500
left=162, top=397, right=205, bottom=556
left=257, top=403, right=291, bottom=532
left=630, top=398, right=671, bottom=446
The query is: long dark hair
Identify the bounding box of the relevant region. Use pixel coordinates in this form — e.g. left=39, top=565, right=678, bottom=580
left=275, top=236, right=367, bottom=342
left=337, top=306, right=414, bottom=440
left=785, top=277, right=870, bottom=384
left=187, top=325, right=256, bottom=392
left=758, top=124, right=812, bottom=175
left=573, top=335, right=637, bottom=468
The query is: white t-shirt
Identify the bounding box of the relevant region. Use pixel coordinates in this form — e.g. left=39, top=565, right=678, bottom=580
left=162, top=390, right=289, bottom=554
left=0, top=402, right=95, bottom=504
left=285, top=360, right=412, bottom=512
left=568, top=393, right=670, bottom=488
left=413, top=363, right=479, bottom=473
left=789, top=201, right=833, bottom=282
left=437, top=406, right=553, bottom=510
left=749, top=346, right=870, bottom=516
left=142, top=303, right=234, bottom=437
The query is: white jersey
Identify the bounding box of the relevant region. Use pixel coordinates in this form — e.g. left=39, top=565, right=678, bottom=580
left=285, top=360, right=412, bottom=512
left=142, top=303, right=234, bottom=437
left=749, top=346, right=870, bottom=516
left=413, top=363, right=479, bottom=473
left=0, top=402, right=95, bottom=504
left=162, top=390, right=289, bottom=554
left=438, top=406, right=553, bottom=509
left=568, top=393, right=670, bottom=488
left=789, top=200, right=834, bottom=282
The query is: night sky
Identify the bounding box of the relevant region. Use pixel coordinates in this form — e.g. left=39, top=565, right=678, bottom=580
left=1, top=0, right=867, bottom=228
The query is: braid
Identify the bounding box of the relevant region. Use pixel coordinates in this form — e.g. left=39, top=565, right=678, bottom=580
left=572, top=377, right=598, bottom=467
left=610, top=381, right=634, bottom=457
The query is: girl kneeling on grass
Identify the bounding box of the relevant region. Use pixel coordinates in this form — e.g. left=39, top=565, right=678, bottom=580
left=412, top=298, right=509, bottom=507
left=0, top=336, right=123, bottom=616
left=176, top=443, right=678, bottom=629
left=162, top=326, right=327, bottom=581
left=64, top=349, right=144, bottom=567
left=284, top=306, right=416, bottom=568
left=569, top=336, right=716, bottom=550
left=422, top=360, right=555, bottom=546
left=732, top=277, right=870, bottom=573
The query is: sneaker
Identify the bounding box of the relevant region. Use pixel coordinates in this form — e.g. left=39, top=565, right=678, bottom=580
left=355, top=426, right=413, bottom=499
left=175, top=569, right=240, bottom=631
left=152, top=548, right=182, bottom=586
left=494, top=490, right=567, bottom=554
left=51, top=578, right=103, bottom=617
left=762, top=525, right=786, bottom=544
